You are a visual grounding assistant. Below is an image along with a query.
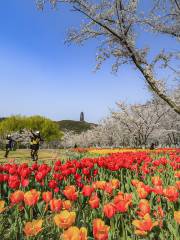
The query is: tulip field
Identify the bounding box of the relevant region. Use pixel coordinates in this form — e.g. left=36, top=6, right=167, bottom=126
left=0, top=148, right=179, bottom=239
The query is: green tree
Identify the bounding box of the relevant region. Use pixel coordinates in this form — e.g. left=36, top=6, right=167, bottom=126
left=0, top=115, right=26, bottom=134
left=0, top=115, right=63, bottom=143
left=27, top=115, right=63, bottom=142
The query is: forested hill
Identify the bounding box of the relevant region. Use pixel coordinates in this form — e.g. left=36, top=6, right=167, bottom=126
left=0, top=118, right=6, bottom=122
left=0, top=117, right=97, bottom=134
left=56, top=120, right=97, bottom=134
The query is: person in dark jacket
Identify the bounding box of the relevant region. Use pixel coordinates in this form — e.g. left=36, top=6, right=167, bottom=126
left=30, top=130, right=43, bottom=161
left=150, top=143, right=155, bottom=150
left=4, top=135, right=14, bottom=158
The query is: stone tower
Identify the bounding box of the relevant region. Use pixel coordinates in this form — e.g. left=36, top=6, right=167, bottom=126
left=80, top=112, right=85, bottom=122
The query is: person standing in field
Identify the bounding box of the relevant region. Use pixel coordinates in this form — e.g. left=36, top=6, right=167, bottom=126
left=4, top=134, right=14, bottom=158
left=150, top=143, right=155, bottom=150
left=30, top=130, right=43, bottom=161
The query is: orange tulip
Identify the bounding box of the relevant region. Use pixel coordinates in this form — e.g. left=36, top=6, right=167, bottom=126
left=89, top=195, right=100, bottom=209
left=63, top=185, right=78, bottom=201
left=93, top=218, right=110, bottom=240
left=174, top=211, right=180, bottom=224
left=137, top=199, right=151, bottom=217
left=132, top=214, right=158, bottom=236
left=24, top=189, right=40, bottom=206
left=93, top=181, right=106, bottom=190
left=54, top=210, right=76, bottom=229
left=174, top=170, right=180, bottom=178
left=110, top=179, right=120, bottom=189
left=42, top=191, right=52, bottom=203
left=137, top=187, right=148, bottom=199
left=50, top=198, right=62, bottom=212
left=0, top=200, right=5, bottom=213
left=10, top=190, right=24, bottom=205
left=61, top=226, right=87, bottom=240
left=114, top=192, right=132, bottom=203
left=113, top=192, right=132, bottom=213
left=116, top=201, right=129, bottom=213
left=176, top=181, right=180, bottom=190
left=104, top=183, right=113, bottom=195
left=136, top=181, right=146, bottom=188
left=103, top=203, right=116, bottom=218
left=23, top=219, right=43, bottom=237
left=152, top=186, right=163, bottom=195
left=151, top=176, right=163, bottom=186
left=131, top=179, right=140, bottom=187
left=63, top=200, right=72, bottom=210
left=114, top=191, right=124, bottom=200
left=163, top=186, right=179, bottom=202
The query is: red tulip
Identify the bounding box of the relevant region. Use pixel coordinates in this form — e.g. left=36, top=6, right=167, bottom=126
left=48, top=180, right=58, bottom=189
left=103, top=203, right=116, bottom=218
left=82, top=185, right=94, bottom=197
left=89, top=195, right=100, bottom=209
left=8, top=175, right=20, bottom=189
left=50, top=199, right=62, bottom=212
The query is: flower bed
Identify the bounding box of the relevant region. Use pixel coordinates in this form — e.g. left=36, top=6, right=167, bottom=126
left=0, top=149, right=179, bottom=239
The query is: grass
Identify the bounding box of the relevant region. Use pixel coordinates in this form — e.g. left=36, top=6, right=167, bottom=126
left=0, top=149, right=66, bottom=165
left=0, top=148, right=98, bottom=165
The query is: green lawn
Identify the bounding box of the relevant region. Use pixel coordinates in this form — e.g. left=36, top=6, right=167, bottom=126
left=0, top=148, right=103, bottom=165
left=0, top=149, right=67, bottom=165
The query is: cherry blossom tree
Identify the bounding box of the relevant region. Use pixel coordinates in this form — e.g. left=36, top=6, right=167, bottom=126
left=61, top=89, right=180, bottom=148
left=36, top=0, right=180, bottom=114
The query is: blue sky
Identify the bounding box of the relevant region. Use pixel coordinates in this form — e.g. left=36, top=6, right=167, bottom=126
left=0, top=1, right=178, bottom=122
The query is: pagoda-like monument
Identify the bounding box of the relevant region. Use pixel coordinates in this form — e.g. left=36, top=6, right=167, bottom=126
left=80, top=112, right=85, bottom=122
